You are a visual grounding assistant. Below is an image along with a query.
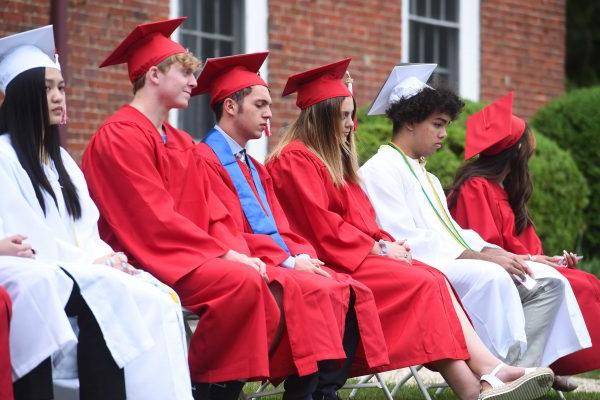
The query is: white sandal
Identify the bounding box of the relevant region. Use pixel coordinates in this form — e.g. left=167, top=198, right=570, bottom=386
left=478, top=363, right=554, bottom=400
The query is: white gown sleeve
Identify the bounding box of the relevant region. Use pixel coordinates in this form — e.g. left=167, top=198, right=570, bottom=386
left=359, top=154, right=466, bottom=267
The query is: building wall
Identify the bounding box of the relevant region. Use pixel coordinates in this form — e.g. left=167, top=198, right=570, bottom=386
left=480, top=0, right=565, bottom=118
left=0, top=0, right=169, bottom=160
left=1, top=0, right=565, bottom=156
left=267, top=0, right=403, bottom=148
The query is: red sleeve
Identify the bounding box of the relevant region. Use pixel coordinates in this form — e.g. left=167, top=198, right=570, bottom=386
left=267, top=149, right=375, bottom=272
left=450, top=178, right=506, bottom=250
left=205, top=181, right=254, bottom=256
left=517, top=226, right=544, bottom=255
left=82, top=122, right=228, bottom=286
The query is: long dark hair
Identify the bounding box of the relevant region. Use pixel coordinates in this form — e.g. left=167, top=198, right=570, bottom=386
left=448, top=126, right=535, bottom=234
left=0, top=67, right=81, bottom=219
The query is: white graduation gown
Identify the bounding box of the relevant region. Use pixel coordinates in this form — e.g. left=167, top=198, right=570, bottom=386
left=0, top=135, right=192, bottom=399
left=359, top=145, right=590, bottom=366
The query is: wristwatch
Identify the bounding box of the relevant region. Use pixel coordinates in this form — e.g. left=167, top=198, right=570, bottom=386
left=378, top=239, right=388, bottom=256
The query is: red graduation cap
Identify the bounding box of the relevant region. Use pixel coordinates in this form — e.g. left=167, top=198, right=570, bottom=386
left=464, top=92, right=526, bottom=160
left=192, top=52, right=268, bottom=108
left=282, top=58, right=353, bottom=109
left=99, top=17, right=187, bottom=82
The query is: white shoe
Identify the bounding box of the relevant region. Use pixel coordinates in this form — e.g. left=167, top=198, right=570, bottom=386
left=478, top=363, right=554, bottom=400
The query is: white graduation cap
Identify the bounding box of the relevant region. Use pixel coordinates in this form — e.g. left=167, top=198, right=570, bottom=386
left=0, top=25, right=60, bottom=93
left=367, top=63, right=437, bottom=115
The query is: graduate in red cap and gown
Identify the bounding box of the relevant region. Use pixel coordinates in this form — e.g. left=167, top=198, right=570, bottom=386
left=266, top=59, right=559, bottom=400
left=0, top=287, right=12, bottom=400
left=192, top=52, right=389, bottom=400
left=448, top=92, right=600, bottom=382
left=82, top=18, right=284, bottom=400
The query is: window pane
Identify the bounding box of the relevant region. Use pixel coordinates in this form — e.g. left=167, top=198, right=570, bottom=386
left=201, top=37, right=216, bottom=59
left=220, top=40, right=233, bottom=56
left=180, top=34, right=198, bottom=57
left=409, top=22, right=419, bottom=62
left=424, top=25, right=434, bottom=62
left=181, top=95, right=215, bottom=138
left=408, top=21, right=459, bottom=91
left=439, top=29, right=448, bottom=68
left=431, top=0, right=441, bottom=19
left=181, top=0, right=198, bottom=28
left=201, top=0, right=216, bottom=33
left=179, top=0, right=243, bottom=139
left=219, top=0, right=233, bottom=35
left=410, top=0, right=418, bottom=14
left=415, top=0, right=426, bottom=16
left=445, top=0, right=459, bottom=22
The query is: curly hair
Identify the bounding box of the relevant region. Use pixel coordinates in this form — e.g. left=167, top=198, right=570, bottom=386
left=385, top=87, right=464, bottom=133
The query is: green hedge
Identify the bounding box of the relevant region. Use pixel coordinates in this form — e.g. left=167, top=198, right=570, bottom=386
left=530, top=86, right=600, bottom=257
left=356, top=101, right=589, bottom=255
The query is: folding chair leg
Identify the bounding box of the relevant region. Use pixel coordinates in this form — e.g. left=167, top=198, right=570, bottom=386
left=409, top=366, right=432, bottom=400
left=374, top=373, right=394, bottom=400
left=434, top=386, right=446, bottom=395
left=556, top=390, right=566, bottom=400
left=390, top=365, right=423, bottom=397
left=348, top=374, right=374, bottom=399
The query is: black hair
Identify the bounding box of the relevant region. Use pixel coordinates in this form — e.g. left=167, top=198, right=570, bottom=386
left=0, top=67, right=81, bottom=219
left=385, top=87, right=464, bottom=134
left=213, top=86, right=254, bottom=121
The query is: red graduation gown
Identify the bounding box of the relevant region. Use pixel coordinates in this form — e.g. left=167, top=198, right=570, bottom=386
left=450, top=177, right=600, bottom=375
left=0, top=287, right=12, bottom=400
left=81, top=105, right=280, bottom=383
left=195, top=143, right=389, bottom=377
left=266, top=141, right=469, bottom=370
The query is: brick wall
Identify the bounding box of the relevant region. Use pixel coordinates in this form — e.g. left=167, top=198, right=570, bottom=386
left=1, top=0, right=565, bottom=155
left=0, top=0, right=50, bottom=103
left=480, top=0, right=565, bottom=118
left=267, top=0, right=402, bottom=148
left=0, top=0, right=169, bottom=160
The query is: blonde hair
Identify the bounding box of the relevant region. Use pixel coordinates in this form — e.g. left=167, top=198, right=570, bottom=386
left=133, top=50, right=201, bottom=94
left=269, top=96, right=359, bottom=187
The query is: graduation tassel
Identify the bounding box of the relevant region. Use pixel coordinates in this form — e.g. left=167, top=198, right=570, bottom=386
left=345, top=70, right=359, bottom=131
left=60, top=101, right=68, bottom=125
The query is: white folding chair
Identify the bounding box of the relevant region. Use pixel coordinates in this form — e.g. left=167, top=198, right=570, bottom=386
left=53, top=379, right=79, bottom=400
left=182, top=308, right=198, bottom=346
left=182, top=309, right=396, bottom=400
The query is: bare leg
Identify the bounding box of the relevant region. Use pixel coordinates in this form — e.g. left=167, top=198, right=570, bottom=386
left=428, top=359, right=479, bottom=400
left=442, top=280, right=527, bottom=388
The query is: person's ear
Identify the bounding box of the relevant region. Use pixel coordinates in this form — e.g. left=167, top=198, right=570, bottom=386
left=146, top=66, right=161, bottom=86
left=406, top=122, right=416, bottom=133
left=223, top=98, right=238, bottom=117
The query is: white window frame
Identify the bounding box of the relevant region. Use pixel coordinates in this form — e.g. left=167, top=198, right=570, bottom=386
left=169, top=0, right=269, bottom=162
left=401, top=0, right=480, bottom=101
left=243, top=0, right=269, bottom=162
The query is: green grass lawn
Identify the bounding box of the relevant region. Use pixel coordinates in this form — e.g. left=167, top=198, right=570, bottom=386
left=243, top=380, right=600, bottom=399
left=332, top=386, right=600, bottom=399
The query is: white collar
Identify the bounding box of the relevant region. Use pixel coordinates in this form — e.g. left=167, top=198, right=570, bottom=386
left=214, top=125, right=245, bottom=156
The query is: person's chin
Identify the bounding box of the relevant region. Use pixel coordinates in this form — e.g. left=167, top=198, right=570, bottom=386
left=252, top=130, right=264, bottom=139
left=173, top=99, right=190, bottom=109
